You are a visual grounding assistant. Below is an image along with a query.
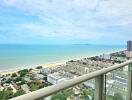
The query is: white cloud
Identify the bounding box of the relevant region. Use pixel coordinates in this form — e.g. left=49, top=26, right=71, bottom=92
left=2, top=0, right=132, bottom=27
left=0, top=0, right=132, bottom=43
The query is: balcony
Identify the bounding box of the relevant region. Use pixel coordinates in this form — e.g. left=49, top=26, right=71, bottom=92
left=10, top=60, right=132, bottom=100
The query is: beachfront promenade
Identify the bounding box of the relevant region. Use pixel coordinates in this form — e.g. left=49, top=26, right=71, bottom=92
left=10, top=60, right=132, bottom=100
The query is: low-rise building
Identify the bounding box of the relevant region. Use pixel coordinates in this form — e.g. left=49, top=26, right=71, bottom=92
left=100, top=54, right=111, bottom=60
left=64, top=59, right=113, bottom=75
left=47, top=72, right=69, bottom=84
left=33, top=74, right=44, bottom=80
left=40, top=68, right=52, bottom=74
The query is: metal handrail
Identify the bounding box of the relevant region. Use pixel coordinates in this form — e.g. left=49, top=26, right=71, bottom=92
left=10, top=60, right=132, bottom=100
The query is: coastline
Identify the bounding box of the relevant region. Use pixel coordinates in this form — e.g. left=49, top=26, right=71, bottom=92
left=0, top=61, right=67, bottom=75
left=0, top=49, right=125, bottom=75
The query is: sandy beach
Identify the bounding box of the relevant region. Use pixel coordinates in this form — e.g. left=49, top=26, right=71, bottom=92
left=0, top=61, right=66, bottom=75
left=43, top=61, right=66, bottom=67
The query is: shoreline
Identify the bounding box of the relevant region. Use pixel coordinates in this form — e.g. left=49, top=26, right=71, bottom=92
left=0, top=61, right=67, bottom=75
left=0, top=49, right=125, bottom=75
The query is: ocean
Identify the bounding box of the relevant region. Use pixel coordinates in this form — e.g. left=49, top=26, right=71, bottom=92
left=0, top=44, right=125, bottom=70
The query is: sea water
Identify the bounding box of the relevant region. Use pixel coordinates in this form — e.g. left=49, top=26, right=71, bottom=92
left=0, top=44, right=125, bottom=70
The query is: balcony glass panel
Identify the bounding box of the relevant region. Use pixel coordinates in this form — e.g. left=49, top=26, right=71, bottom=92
left=106, top=65, right=128, bottom=100
left=42, top=79, right=95, bottom=100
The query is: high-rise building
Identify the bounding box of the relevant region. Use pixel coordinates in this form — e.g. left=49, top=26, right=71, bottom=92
left=125, top=41, right=132, bottom=58
left=127, top=41, right=132, bottom=51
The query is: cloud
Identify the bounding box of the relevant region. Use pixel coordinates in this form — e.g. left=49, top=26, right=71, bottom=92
left=0, top=0, right=132, bottom=44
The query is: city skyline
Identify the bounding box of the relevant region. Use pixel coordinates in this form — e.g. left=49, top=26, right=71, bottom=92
left=0, top=0, right=132, bottom=45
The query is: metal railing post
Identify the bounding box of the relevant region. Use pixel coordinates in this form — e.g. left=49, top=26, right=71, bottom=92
left=127, top=63, right=132, bottom=100
left=95, top=74, right=104, bottom=100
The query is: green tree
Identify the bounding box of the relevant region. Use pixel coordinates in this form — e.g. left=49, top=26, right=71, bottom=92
left=113, top=93, right=123, bottom=100
left=18, top=69, right=29, bottom=77
left=0, top=88, right=14, bottom=100
left=29, top=68, right=33, bottom=72
left=5, top=78, right=12, bottom=83
left=14, top=89, right=25, bottom=97
left=51, top=90, right=73, bottom=100
left=14, top=77, right=22, bottom=82
left=12, top=73, right=17, bottom=77
left=30, top=83, right=38, bottom=91
left=106, top=95, right=113, bottom=100
left=36, top=66, right=42, bottom=69
left=81, top=88, right=94, bottom=99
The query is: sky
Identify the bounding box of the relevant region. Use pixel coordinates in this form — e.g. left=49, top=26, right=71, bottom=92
left=0, top=0, right=132, bottom=45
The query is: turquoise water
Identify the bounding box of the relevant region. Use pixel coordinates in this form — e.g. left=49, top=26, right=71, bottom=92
left=0, top=44, right=125, bottom=70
